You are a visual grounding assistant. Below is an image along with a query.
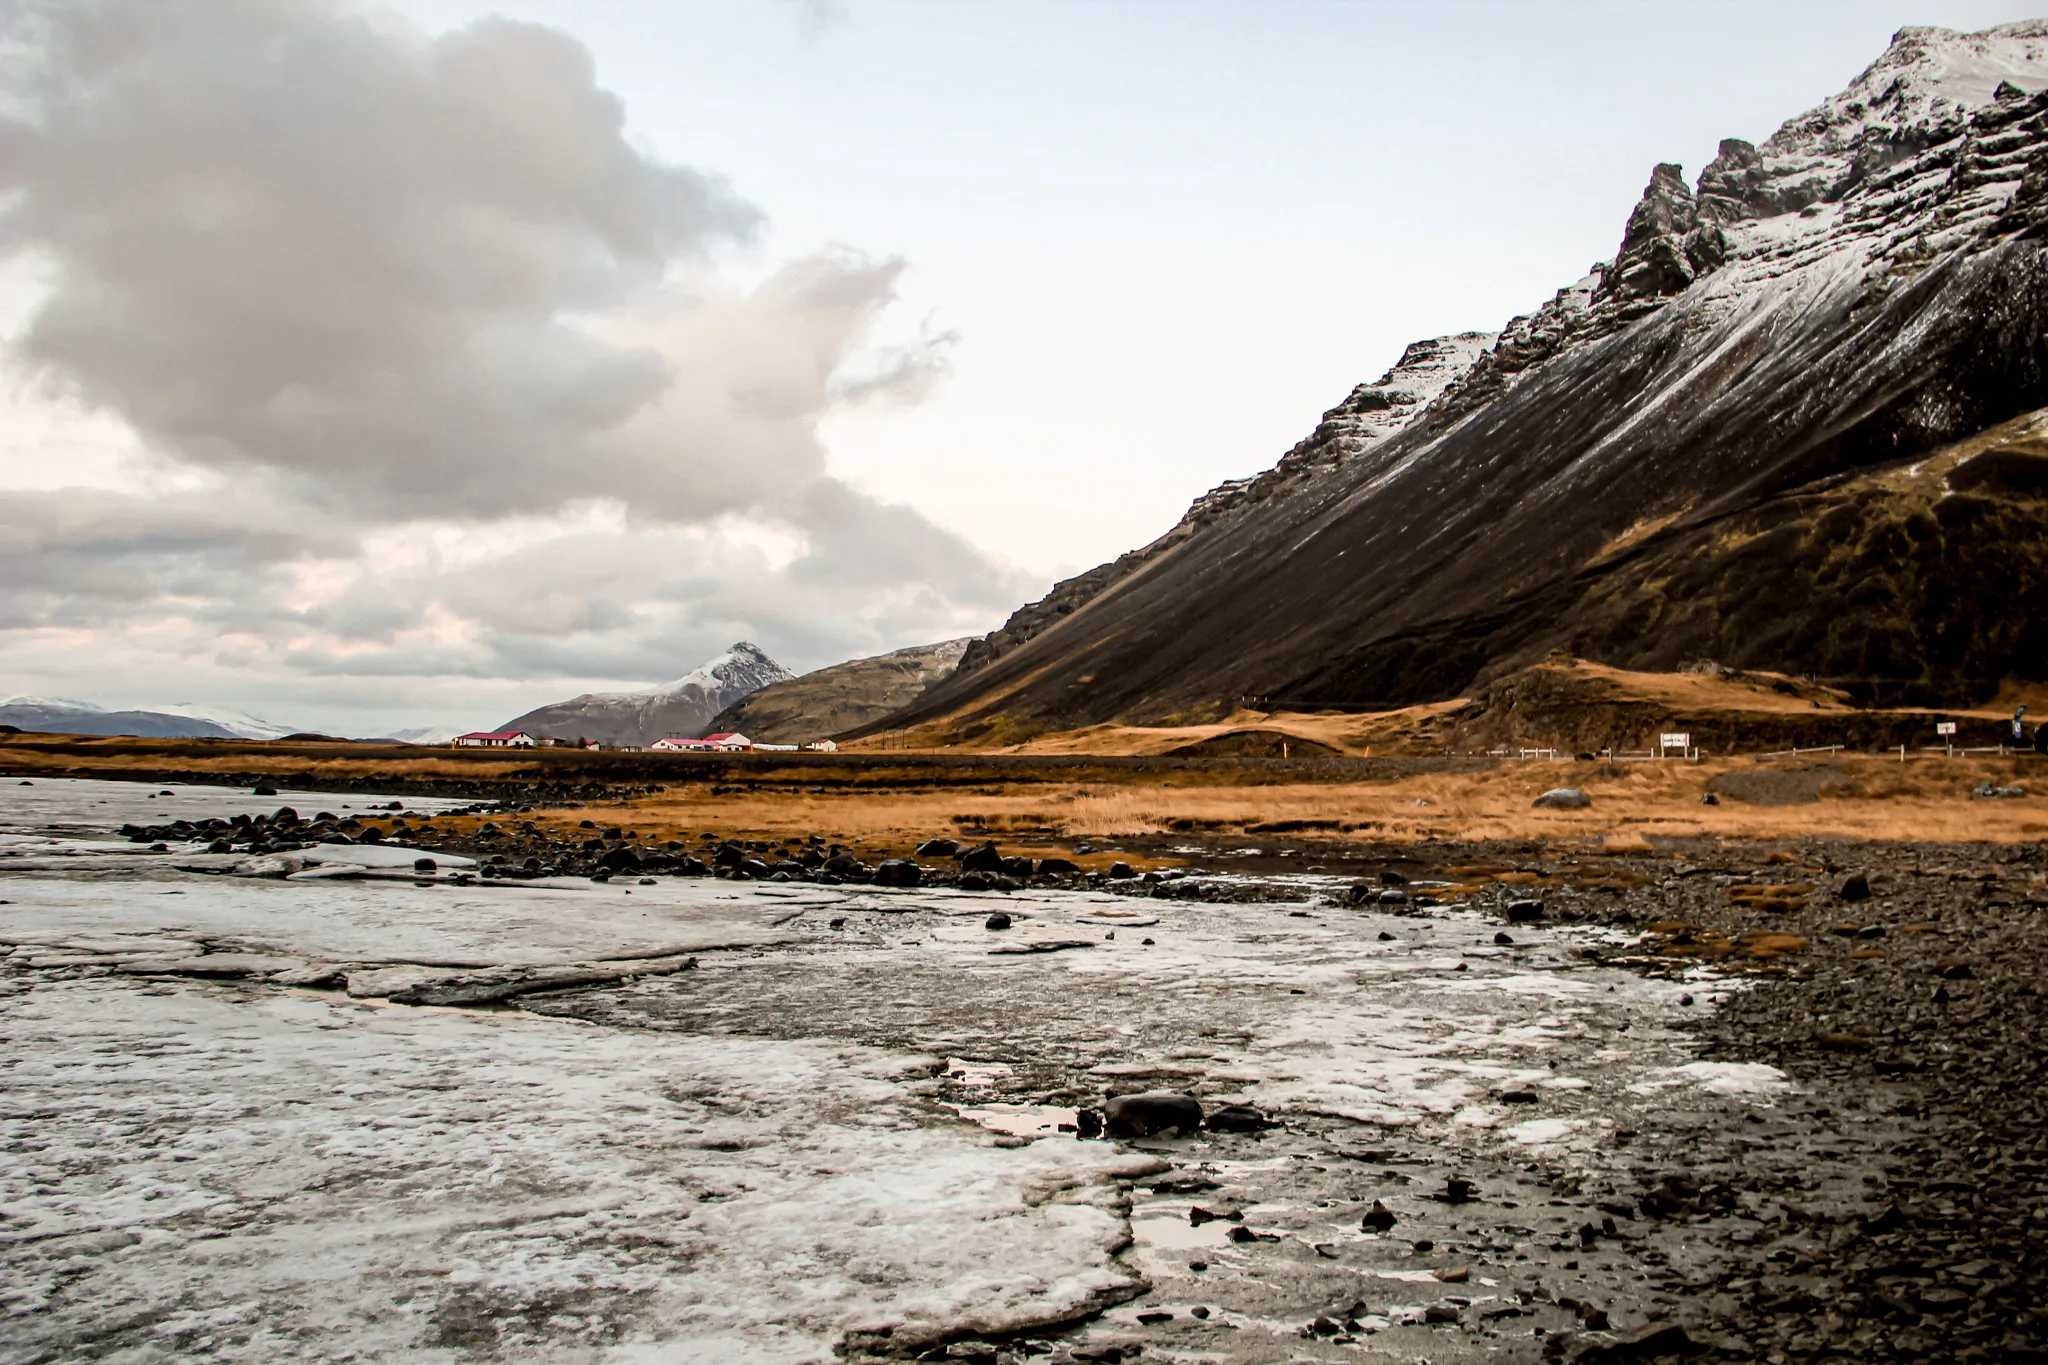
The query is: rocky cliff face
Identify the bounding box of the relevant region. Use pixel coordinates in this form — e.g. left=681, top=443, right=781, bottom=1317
left=880, top=22, right=2048, bottom=739
left=705, top=638, right=972, bottom=744
left=502, top=642, right=794, bottom=747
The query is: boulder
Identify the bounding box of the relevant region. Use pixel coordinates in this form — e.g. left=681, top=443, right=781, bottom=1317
left=822, top=853, right=867, bottom=877
left=984, top=912, right=1012, bottom=930
left=599, top=847, right=642, bottom=872
left=959, top=843, right=1006, bottom=873
left=1532, top=787, right=1591, bottom=809
left=873, top=858, right=921, bottom=888
left=1103, top=1091, right=1204, bottom=1138
left=1360, top=1200, right=1397, bottom=1232
left=1506, top=898, right=1545, bottom=923
left=915, top=837, right=960, bottom=857
left=1107, top=861, right=1136, bottom=879
left=1839, top=871, right=1872, bottom=901
left=1001, top=856, right=1036, bottom=878
left=1036, top=857, right=1082, bottom=876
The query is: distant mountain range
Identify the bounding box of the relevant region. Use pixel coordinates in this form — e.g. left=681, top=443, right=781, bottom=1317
left=706, top=638, right=972, bottom=743
left=0, top=697, right=298, bottom=740
left=498, top=642, right=796, bottom=747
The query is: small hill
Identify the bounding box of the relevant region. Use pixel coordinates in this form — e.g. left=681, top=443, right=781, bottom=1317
left=501, top=643, right=794, bottom=748
left=707, top=639, right=973, bottom=744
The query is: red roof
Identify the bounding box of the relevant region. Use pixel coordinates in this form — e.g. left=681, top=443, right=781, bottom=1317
left=701, top=733, right=745, bottom=743
left=457, top=731, right=529, bottom=741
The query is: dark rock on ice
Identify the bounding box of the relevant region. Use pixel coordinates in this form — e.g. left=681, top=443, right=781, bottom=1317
left=1103, top=1091, right=1204, bottom=1137
left=872, top=858, right=920, bottom=888
left=1204, top=1104, right=1269, bottom=1133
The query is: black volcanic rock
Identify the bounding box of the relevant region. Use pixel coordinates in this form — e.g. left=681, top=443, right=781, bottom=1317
left=869, top=24, right=2048, bottom=737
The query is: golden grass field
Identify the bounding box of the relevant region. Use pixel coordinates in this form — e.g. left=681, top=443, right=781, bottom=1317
left=502, top=752, right=2048, bottom=867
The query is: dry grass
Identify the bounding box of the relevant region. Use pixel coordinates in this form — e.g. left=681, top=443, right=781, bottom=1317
left=581, top=752, right=2048, bottom=857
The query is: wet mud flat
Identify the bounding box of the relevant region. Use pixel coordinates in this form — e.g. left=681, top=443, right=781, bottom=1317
left=0, top=780, right=2043, bottom=1363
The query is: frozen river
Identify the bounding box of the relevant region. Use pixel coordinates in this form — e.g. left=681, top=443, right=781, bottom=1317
left=0, top=779, right=1825, bottom=1363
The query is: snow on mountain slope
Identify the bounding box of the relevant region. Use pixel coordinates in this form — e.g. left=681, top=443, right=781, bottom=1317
left=0, top=700, right=242, bottom=739
left=878, top=22, right=2048, bottom=737
left=155, top=703, right=297, bottom=741
left=500, top=643, right=796, bottom=747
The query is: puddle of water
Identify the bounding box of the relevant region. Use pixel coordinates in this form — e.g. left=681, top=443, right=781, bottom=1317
left=1129, top=1214, right=1234, bottom=1251
left=945, top=1057, right=1016, bottom=1088
left=947, top=1102, right=1073, bottom=1139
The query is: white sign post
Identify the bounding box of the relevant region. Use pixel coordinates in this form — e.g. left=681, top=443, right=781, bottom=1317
left=1659, top=732, right=1692, bottom=759
left=1936, top=720, right=1957, bottom=757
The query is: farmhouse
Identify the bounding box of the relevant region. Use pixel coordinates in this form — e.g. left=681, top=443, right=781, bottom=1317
left=452, top=731, right=534, bottom=748
left=649, top=733, right=753, bottom=752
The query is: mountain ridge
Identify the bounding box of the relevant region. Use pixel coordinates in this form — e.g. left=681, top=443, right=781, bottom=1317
left=868, top=21, right=2048, bottom=742
left=706, top=638, right=973, bottom=744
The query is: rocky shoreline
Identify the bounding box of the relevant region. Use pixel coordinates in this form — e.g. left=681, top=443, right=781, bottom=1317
left=78, top=783, right=2048, bottom=1361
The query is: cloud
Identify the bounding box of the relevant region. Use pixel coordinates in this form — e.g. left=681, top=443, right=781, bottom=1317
left=0, top=0, right=1022, bottom=729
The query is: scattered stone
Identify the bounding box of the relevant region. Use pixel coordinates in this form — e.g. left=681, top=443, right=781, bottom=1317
left=1532, top=787, right=1591, bottom=809
left=1433, top=1176, right=1478, bottom=1204
left=1433, top=1264, right=1470, bottom=1282
left=1839, top=871, right=1871, bottom=900
left=1506, top=898, right=1545, bottom=923
left=1360, top=1201, right=1397, bottom=1232
left=1494, top=931, right=1516, bottom=945
left=984, top=912, right=1012, bottom=930
left=1107, top=861, right=1135, bottom=879
left=914, top=837, right=960, bottom=857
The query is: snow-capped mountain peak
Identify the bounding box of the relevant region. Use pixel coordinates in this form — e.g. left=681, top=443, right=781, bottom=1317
left=650, top=642, right=792, bottom=699
left=498, top=643, right=796, bottom=746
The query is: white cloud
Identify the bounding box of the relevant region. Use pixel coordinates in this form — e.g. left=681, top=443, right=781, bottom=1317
left=0, top=0, right=1022, bottom=730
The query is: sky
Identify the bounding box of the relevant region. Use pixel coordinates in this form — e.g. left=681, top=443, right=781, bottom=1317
left=2, top=0, right=2044, bottom=736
